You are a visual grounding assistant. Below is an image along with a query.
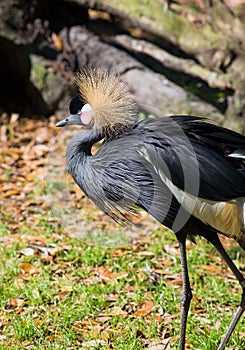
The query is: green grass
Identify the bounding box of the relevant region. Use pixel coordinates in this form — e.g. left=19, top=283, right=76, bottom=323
left=0, top=215, right=244, bottom=349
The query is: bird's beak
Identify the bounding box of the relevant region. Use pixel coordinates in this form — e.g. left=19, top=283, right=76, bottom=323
left=55, top=113, right=82, bottom=127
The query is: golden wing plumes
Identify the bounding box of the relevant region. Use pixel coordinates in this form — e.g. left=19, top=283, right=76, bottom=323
left=76, top=67, right=137, bottom=134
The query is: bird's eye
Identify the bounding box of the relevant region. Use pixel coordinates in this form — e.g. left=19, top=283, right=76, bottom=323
left=66, top=118, right=69, bottom=122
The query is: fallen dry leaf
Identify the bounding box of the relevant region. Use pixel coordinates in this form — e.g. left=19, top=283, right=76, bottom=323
left=19, top=262, right=39, bottom=275
left=6, top=298, right=25, bottom=309
left=93, top=266, right=128, bottom=282
left=163, top=244, right=179, bottom=255
left=35, top=127, right=50, bottom=143
left=52, top=33, right=63, bottom=51
left=2, top=189, right=20, bottom=197
left=32, top=144, right=49, bottom=157
left=0, top=125, right=8, bottom=143
left=59, top=285, right=73, bottom=293
left=137, top=251, right=155, bottom=257
left=108, top=306, right=128, bottom=318
left=105, top=293, right=119, bottom=301
left=148, top=344, right=170, bottom=350
left=18, top=247, right=35, bottom=256
left=200, top=264, right=223, bottom=274
left=133, top=301, right=155, bottom=317
left=22, top=235, right=47, bottom=246
left=14, top=278, right=25, bottom=288
left=81, top=339, right=107, bottom=348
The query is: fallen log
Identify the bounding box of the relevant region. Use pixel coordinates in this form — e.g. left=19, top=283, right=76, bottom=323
left=63, top=26, right=224, bottom=122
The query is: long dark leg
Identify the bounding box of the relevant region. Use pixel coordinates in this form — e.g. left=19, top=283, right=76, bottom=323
left=204, top=233, right=245, bottom=350
left=176, top=233, right=193, bottom=350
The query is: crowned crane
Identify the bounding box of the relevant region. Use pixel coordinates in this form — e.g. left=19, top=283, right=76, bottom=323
left=56, top=67, right=245, bottom=350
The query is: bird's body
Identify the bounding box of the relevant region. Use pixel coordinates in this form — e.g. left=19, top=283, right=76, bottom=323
left=66, top=116, right=245, bottom=248
left=56, top=67, right=245, bottom=350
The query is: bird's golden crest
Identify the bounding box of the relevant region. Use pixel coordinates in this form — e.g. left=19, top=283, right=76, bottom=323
left=76, top=67, right=136, bottom=134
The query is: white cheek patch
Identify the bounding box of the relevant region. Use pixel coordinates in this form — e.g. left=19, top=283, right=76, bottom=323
left=80, top=103, right=92, bottom=125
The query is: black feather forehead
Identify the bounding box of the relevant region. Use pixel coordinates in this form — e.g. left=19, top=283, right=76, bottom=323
left=75, top=67, right=137, bottom=134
